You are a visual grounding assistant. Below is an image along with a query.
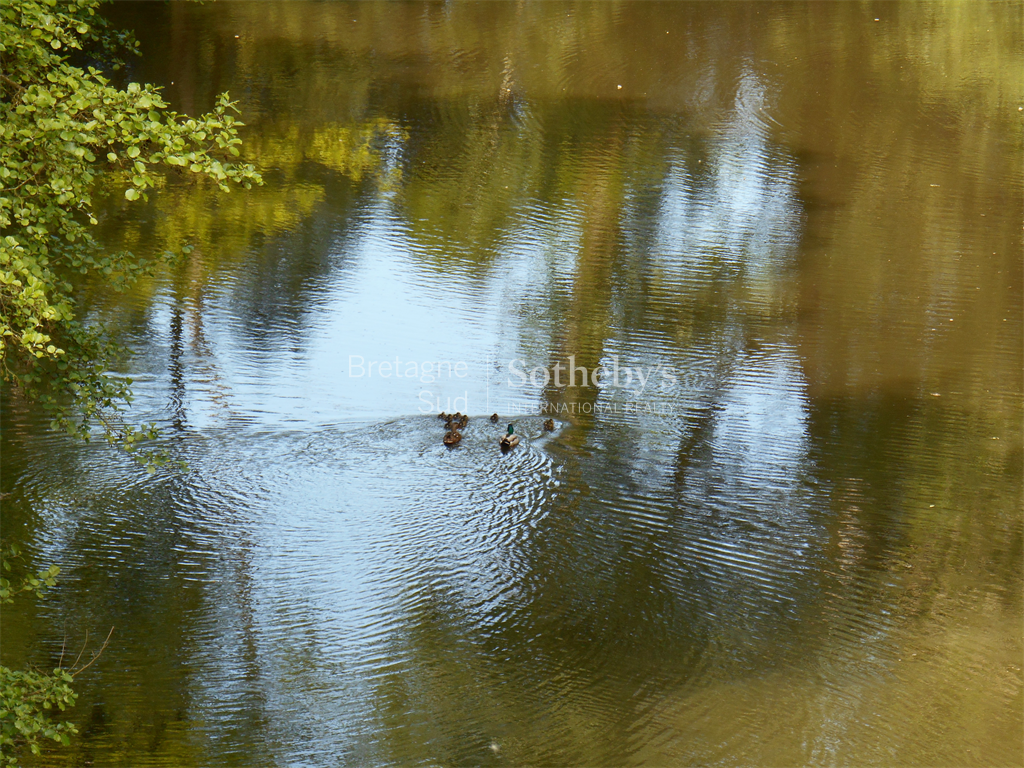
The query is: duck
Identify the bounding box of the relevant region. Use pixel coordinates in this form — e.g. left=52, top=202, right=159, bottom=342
left=499, top=423, right=519, bottom=451
left=490, top=413, right=499, bottom=423
left=543, top=418, right=554, bottom=431
left=438, top=411, right=449, bottom=421
left=445, top=413, right=468, bottom=431
left=443, top=429, right=462, bottom=446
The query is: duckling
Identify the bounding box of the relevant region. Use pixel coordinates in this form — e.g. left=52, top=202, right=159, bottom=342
left=438, top=411, right=448, bottom=421
left=499, top=423, right=519, bottom=451
left=459, top=414, right=469, bottom=429
left=443, top=429, right=462, bottom=446
left=543, top=418, right=554, bottom=431
left=490, top=413, right=499, bottom=423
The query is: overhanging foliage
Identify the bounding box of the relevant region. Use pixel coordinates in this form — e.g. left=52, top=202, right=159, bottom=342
left=0, top=0, right=262, bottom=460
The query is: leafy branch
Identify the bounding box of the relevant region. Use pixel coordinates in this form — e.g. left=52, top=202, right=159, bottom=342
left=0, top=543, right=113, bottom=767
left=0, top=0, right=263, bottom=464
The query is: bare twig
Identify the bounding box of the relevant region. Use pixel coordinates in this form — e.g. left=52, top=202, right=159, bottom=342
left=70, top=628, right=89, bottom=670
left=58, top=626, right=67, bottom=669
left=73, top=625, right=113, bottom=677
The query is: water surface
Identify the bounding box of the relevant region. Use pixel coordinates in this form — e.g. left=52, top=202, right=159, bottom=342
left=2, top=2, right=1022, bottom=765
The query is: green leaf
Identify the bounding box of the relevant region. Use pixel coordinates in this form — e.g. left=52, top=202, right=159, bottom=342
left=126, top=146, right=140, bottom=158
left=124, top=188, right=140, bottom=201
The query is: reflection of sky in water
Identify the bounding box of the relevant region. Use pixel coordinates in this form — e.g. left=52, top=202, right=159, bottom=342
left=109, top=70, right=825, bottom=717
left=653, top=71, right=800, bottom=294
left=691, top=347, right=820, bottom=602
left=119, top=72, right=825, bottom=637
left=149, top=416, right=565, bottom=761
left=127, top=70, right=805, bottom=440
left=13, top=5, right=1020, bottom=762
left=595, top=71, right=803, bottom=439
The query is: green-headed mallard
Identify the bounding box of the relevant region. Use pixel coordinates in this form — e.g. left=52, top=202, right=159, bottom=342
left=499, top=423, right=519, bottom=451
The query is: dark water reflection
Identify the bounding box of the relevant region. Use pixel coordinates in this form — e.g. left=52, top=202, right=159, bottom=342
left=2, top=2, right=1022, bottom=765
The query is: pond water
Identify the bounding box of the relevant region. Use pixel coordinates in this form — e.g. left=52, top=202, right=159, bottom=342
left=2, top=2, right=1022, bottom=765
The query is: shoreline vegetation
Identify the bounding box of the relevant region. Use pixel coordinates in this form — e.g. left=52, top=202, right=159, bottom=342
left=1, top=0, right=261, bottom=464
left=1, top=1, right=259, bottom=763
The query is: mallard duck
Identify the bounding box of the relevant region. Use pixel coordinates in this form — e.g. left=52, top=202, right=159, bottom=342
left=443, top=429, right=462, bottom=446
left=490, top=413, right=499, bottom=423
left=499, top=423, right=519, bottom=451
left=445, top=414, right=468, bottom=431
left=543, top=418, right=554, bottom=431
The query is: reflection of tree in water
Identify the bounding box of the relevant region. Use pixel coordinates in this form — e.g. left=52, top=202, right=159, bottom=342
left=362, top=70, right=816, bottom=764
left=361, top=32, right=1021, bottom=755
left=53, top=2, right=1023, bottom=763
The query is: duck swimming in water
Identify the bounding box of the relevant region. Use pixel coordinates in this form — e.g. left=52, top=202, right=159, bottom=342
left=443, top=429, right=462, bottom=446
left=445, top=412, right=468, bottom=430
left=490, top=413, right=499, bottom=423
left=543, top=418, right=554, bottom=431
left=499, top=423, right=519, bottom=451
